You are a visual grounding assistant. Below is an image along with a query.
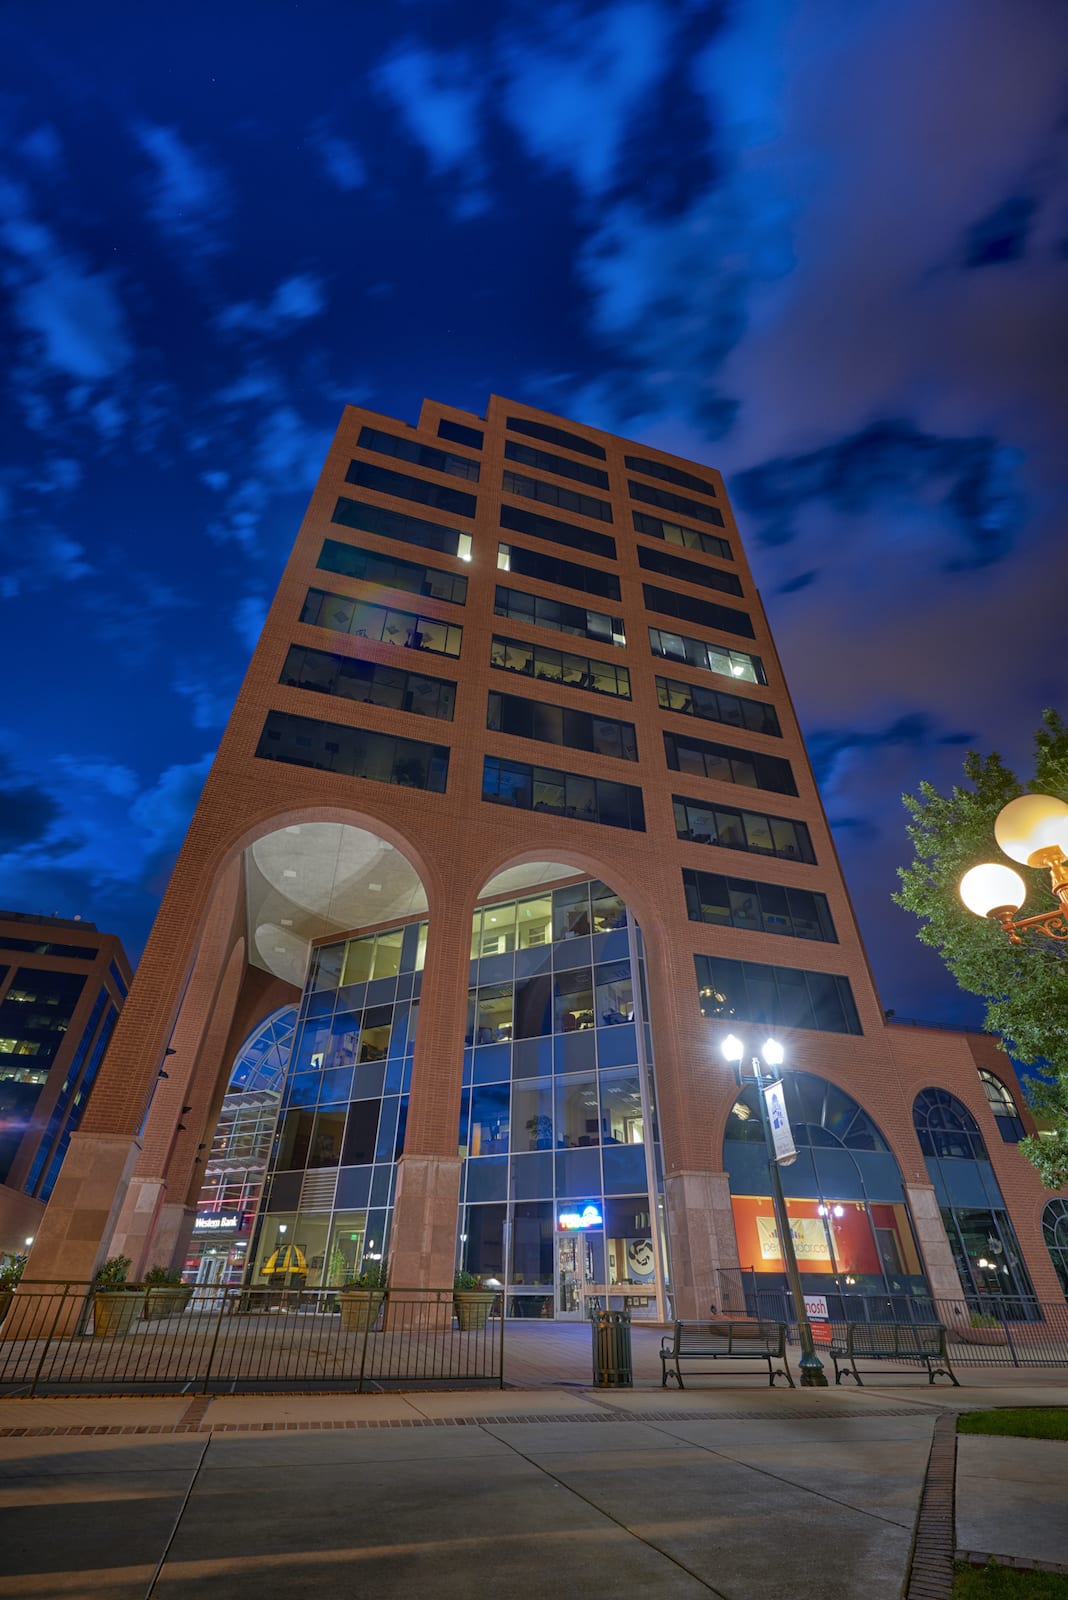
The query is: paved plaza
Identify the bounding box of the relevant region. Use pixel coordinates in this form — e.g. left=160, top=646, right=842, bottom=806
left=0, top=1325, right=1065, bottom=1599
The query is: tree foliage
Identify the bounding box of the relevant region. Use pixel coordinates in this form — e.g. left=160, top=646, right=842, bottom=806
left=894, top=709, right=1068, bottom=1188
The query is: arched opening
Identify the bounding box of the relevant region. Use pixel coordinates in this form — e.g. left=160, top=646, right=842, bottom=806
left=455, top=859, right=667, bottom=1321
left=1042, top=1200, right=1068, bottom=1300
left=978, top=1068, right=1026, bottom=1144
left=723, top=1070, right=927, bottom=1320
left=913, top=1088, right=1036, bottom=1307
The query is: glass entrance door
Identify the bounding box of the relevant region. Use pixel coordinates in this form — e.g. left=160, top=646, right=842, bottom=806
left=557, top=1234, right=582, bottom=1317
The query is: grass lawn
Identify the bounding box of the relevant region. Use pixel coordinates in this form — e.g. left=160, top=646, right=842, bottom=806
left=955, top=1562, right=1068, bottom=1597
left=957, top=1409, right=1068, bottom=1441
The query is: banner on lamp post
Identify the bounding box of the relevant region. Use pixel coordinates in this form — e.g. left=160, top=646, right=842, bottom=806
left=764, top=1080, right=797, bottom=1165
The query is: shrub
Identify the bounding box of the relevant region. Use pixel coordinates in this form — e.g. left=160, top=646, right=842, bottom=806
left=93, top=1255, right=132, bottom=1289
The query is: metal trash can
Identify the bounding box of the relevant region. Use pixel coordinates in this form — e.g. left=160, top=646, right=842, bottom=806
left=591, top=1307, right=633, bottom=1387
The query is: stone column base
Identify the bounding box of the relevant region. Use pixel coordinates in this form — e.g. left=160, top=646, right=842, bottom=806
left=905, top=1182, right=967, bottom=1304
left=388, top=1154, right=463, bottom=1294
left=110, top=1177, right=168, bottom=1278
left=664, top=1170, right=741, bottom=1320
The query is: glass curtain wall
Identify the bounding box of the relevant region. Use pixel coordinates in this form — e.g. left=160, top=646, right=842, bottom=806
left=458, top=879, right=666, bottom=1320
left=724, top=1071, right=929, bottom=1320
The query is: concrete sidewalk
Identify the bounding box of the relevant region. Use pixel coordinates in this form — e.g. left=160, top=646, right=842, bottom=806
left=1, top=1371, right=1065, bottom=1599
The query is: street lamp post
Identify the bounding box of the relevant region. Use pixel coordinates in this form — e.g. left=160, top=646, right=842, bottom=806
left=959, top=793, right=1068, bottom=944
left=722, top=1034, right=828, bottom=1388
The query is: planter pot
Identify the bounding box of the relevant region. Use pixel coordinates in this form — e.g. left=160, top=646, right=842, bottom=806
left=955, top=1325, right=1009, bottom=1347
left=142, top=1286, right=193, bottom=1321
left=454, top=1291, right=496, bottom=1332
left=92, top=1291, right=142, bottom=1337
left=338, top=1290, right=386, bottom=1332
left=0, top=1290, right=12, bottom=1327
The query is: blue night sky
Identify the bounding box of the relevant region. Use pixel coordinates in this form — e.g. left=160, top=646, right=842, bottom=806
left=1, top=0, right=1065, bottom=1028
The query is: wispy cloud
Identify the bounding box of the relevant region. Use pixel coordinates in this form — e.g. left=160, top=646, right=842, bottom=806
left=132, top=122, right=231, bottom=255
left=0, top=527, right=94, bottom=599
left=216, top=272, right=327, bottom=338
left=307, top=122, right=366, bottom=191
left=374, top=40, right=487, bottom=215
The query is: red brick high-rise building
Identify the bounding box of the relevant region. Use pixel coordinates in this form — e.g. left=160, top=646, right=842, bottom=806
left=23, top=396, right=1068, bottom=1315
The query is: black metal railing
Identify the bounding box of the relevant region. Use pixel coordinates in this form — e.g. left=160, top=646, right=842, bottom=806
left=0, top=1282, right=505, bottom=1395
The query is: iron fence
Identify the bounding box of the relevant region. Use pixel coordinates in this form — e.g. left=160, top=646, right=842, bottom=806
left=0, top=1282, right=505, bottom=1396
left=711, top=1269, right=1068, bottom=1368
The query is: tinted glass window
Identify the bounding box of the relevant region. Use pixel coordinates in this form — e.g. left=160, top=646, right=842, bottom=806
left=501, top=503, right=616, bottom=560
left=502, top=471, right=612, bottom=524
left=331, top=496, right=465, bottom=558
left=482, top=757, right=644, bottom=831
left=494, top=587, right=625, bottom=647
left=683, top=868, right=836, bottom=941
left=357, top=426, right=480, bottom=482
left=281, top=646, right=456, bottom=722
left=437, top=418, right=484, bottom=449
left=643, top=583, right=754, bottom=640
left=656, top=676, right=780, bottom=737
left=695, top=953, right=861, bottom=1035
left=498, top=545, right=621, bottom=602
left=633, top=511, right=732, bottom=561
left=629, top=479, right=725, bottom=527
left=488, top=692, right=637, bottom=761
left=345, top=459, right=477, bottom=518
left=491, top=635, right=630, bottom=700
left=506, top=415, right=607, bottom=460
left=318, top=538, right=467, bottom=606
left=637, top=542, right=742, bottom=597
left=664, top=731, right=797, bottom=796
left=504, top=439, right=610, bottom=489
left=673, top=795, right=815, bottom=864
left=650, top=627, right=765, bottom=684
left=300, top=589, right=463, bottom=657
left=624, top=455, right=718, bottom=498
left=257, top=711, right=449, bottom=793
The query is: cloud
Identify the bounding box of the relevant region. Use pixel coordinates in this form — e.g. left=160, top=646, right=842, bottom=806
left=174, top=669, right=239, bottom=730
left=0, top=528, right=94, bottom=599
left=132, top=122, right=231, bottom=254
left=964, top=194, right=1038, bottom=267
left=216, top=272, right=327, bottom=338
left=308, top=124, right=366, bottom=191
left=19, top=125, right=63, bottom=173
left=234, top=595, right=268, bottom=653
left=373, top=40, right=487, bottom=214
left=0, top=755, right=61, bottom=851
left=499, top=1, right=676, bottom=199
left=129, top=754, right=214, bottom=853
left=200, top=469, right=230, bottom=492
left=27, top=458, right=82, bottom=494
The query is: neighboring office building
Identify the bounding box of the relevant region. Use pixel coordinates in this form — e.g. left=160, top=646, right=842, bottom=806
left=0, top=912, right=130, bottom=1259
left=25, top=395, right=1068, bottom=1316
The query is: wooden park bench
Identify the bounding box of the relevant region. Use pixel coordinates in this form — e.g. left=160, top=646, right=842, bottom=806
left=828, top=1322, right=959, bottom=1386
left=660, top=1319, right=794, bottom=1389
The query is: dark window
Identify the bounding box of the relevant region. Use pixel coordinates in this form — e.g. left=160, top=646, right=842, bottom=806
left=488, top=691, right=637, bottom=761
left=665, top=731, right=797, bottom=796
left=656, top=675, right=780, bottom=737
left=504, top=440, right=610, bottom=489
left=695, top=954, right=862, bottom=1035
left=35, top=998, right=117, bottom=1201
left=0, top=937, right=97, bottom=959
left=498, top=544, right=621, bottom=602
left=502, top=470, right=612, bottom=524
left=506, top=415, right=607, bottom=460
left=482, top=756, right=645, bottom=831
left=345, top=459, right=477, bottom=518
left=490, top=635, right=630, bottom=700
left=643, top=583, right=754, bottom=640
left=633, top=510, right=732, bottom=562
left=629, top=479, right=725, bottom=527
left=494, top=586, right=625, bottom=648
left=625, top=454, right=718, bottom=498
left=978, top=1068, right=1027, bottom=1143
left=913, top=1088, right=989, bottom=1162
left=500, top=502, right=616, bottom=560
left=300, top=588, right=463, bottom=658
left=331, top=497, right=468, bottom=560
left=637, top=543, right=742, bottom=598
left=256, top=711, right=450, bottom=793
left=281, top=646, right=456, bottom=722
left=683, top=868, right=836, bottom=941
left=437, top=417, right=484, bottom=449
left=318, top=538, right=467, bottom=606
left=357, top=425, right=480, bottom=481
left=650, top=626, right=765, bottom=684
left=673, top=794, right=815, bottom=864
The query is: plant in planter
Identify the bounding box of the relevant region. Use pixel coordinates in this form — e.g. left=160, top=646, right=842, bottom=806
left=0, top=1254, right=26, bottom=1326
left=453, top=1270, right=497, bottom=1331
left=91, top=1255, right=141, bottom=1337
left=956, top=1310, right=1009, bottom=1347
left=142, top=1264, right=193, bottom=1321
left=337, top=1259, right=388, bottom=1332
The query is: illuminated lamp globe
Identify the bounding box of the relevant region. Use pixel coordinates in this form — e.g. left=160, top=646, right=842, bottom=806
left=762, top=1038, right=785, bottom=1067
left=960, top=863, right=1026, bottom=920
left=721, top=1034, right=744, bottom=1064
left=994, top=794, right=1068, bottom=866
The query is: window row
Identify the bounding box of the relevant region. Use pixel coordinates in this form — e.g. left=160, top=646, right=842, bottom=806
left=498, top=543, right=621, bottom=602
left=501, top=502, right=616, bottom=561
left=300, top=588, right=463, bottom=658
left=683, top=867, right=836, bottom=942
left=309, top=923, right=427, bottom=991
left=344, top=459, right=477, bottom=519
left=462, top=1067, right=645, bottom=1159
left=664, top=730, right=797, bottom=796
left=494, top=586, right=626, bottom=648
left=504, top=439, right=610, bottom=489
left=482, top=756, right=646, bottom=831
left=506, top=414, right=607, bottom=460
left=695, top=953, right=862, bottom=1035
left=331, top=495, right=471, bottom=562
left=491, top=635, right=631, bottom=700
left=488, top=691, right=638, bottom=762
left=0, top=937, right=97, bottom=961
left=650, top=626, right=765, bottom=684
left=256, top=711, right=450, bottom=793
left=624, top=453, right=718, bottom=499
left=656, top=675, right=780, bottom=737
left=643, top=582, right=754, bottom=641
left=356, top=425, right=480, bottom=482
left=274, top=1095, right=408, bottom=1172
left=468, top=961, right=635, bottom=1045
left=502, top=470, right=613, bottom=525
left=317, top=538, right=468, bottom=607
left=472, top=881, right=627, bottom=958
left=637, top=541, right=742, bottom=599
left=437, top=417, right=484, bottom=449
left=280, top=645, right=456, bottom=722
left=633, top=511, right=732, bottom=561
left=629, top=478, right=725, bottom=527
left=673, top=794, right=816, bottom=864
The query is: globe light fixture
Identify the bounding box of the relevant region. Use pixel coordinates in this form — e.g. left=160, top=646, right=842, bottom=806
left=959, top=792, right=1068, bottom=945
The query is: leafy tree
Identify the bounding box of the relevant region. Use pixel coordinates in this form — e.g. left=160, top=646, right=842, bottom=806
left=894, top=708, right=1068, bottom=1188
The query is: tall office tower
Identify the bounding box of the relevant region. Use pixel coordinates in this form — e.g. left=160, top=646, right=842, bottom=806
left=0, top=912, right=130, bottom=1257
left=25, top=398, right=1065, bottom=1316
